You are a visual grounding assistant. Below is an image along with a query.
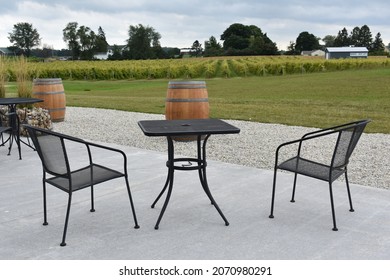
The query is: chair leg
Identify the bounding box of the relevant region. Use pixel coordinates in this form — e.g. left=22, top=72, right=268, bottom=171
left=269, top=168, right=278, bottom=219
left=7, top=133, right=14, bottom=156
left=328, top=183, right=338, bottom=231
left=291, top=172, right=298, bottom=202
left=42, top=181, right=48, bottom=226
left=345, top=172, right=354, bottom=212
left=90, top=186, right=95, bottom=212
left=60, top=193, right=73, bottom=247
left=125, top=176, right=140, bottom=229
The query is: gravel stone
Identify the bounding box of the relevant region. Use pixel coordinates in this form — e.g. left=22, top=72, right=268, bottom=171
left=54, top=107, right=390, bottom=190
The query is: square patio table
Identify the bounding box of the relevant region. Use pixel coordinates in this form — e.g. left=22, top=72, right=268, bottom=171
left=138, top=118, right=240, bottom=229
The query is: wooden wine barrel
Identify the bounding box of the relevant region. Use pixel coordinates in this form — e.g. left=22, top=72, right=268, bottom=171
left=165, top=81, right=209, bottom=141
left=33, top=78, right=66, bottom=122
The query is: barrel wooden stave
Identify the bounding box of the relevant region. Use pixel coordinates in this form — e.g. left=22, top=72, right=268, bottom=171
left=165, top=81, right=209, bottom=141
left=33, top=78, right=66, bottom=122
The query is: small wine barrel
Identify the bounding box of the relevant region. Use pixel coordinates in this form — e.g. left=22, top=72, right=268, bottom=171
left=165, top=81, right=209, bottom=141
left=33, top=78, right=66, bottom=122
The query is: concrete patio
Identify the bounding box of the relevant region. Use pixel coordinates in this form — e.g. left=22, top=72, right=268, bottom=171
left=1, top=138, right=389, bottom=260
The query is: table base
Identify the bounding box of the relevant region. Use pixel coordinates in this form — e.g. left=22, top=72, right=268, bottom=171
left=151, top=135, right=229, bottom=229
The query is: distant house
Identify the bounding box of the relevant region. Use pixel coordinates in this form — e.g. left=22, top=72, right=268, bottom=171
left=93, top=45, right=127, bottom=60
left=325, top=47, right=368, bottom=59
left=311, top=50, right=325, bottom=56
left=0, top=47, right=13, bottom=56
left=180, top=48, right=193, bottom=57
left=93, top=52, right=109, bottom=60
left=301, top=51, right=312, bottom=56
left=301, top=50, right=325, bottom=57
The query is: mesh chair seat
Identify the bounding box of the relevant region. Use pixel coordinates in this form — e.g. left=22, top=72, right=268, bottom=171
left=278, top=157, right=345, bottom=182
left=0, top=125, right=12, bottom=141
left=47, top=164, right=125, bottom=193
left=0, top=126, right=11, bottom=133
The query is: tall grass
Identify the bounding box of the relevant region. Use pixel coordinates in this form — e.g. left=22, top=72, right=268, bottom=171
left=0, top=56, right=6, bottom=98
left=15, top=56, right=32, bottom=98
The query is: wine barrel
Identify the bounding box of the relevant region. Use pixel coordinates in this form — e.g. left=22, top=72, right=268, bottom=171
left=33, top=78, right=66, bottom=122
left=165, top=81, right=209, bottom=141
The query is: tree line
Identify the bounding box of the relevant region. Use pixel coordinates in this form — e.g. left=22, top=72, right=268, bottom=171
left=286, top=25, right=386, bottom=55
left=4, top=22, right=388, bottom=60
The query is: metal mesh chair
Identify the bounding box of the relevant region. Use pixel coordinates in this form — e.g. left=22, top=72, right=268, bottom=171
left=24, top=125, right=139, bottom=246
left=269, top=119, right=370, bottom=231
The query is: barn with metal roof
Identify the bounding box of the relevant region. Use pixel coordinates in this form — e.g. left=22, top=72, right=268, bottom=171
left=325, top=47, right=368, bottom=59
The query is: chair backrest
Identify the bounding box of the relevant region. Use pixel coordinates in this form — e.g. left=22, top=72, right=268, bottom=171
left=331, top=120, right=370, bottom=169
left=24, top=125, right=70, bottom=177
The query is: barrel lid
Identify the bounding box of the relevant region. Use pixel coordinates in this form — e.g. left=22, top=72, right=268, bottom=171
left=169, top=81, right=205, bottom=85
left=33, top=78, right=63, bottom=84
left=168, top=80, right=206, bottom=89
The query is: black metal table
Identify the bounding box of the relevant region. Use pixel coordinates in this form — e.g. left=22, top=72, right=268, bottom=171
left=138, top=118, right=240, bottom=229
left=0, top=97, right=43, bottom=159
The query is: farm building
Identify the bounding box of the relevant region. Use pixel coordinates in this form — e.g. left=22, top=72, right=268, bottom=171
left=301, top=50, right=325, bottom=57
left=0, top=47, right=13, bottom=56
left=325, top=47, right=368, bottom=59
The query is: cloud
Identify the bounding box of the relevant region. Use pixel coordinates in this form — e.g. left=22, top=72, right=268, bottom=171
left=1, top=0, right=389, bottom=50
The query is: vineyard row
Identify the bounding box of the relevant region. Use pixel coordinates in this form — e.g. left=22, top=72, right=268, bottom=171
left=4, top=56, right=390, bottom=81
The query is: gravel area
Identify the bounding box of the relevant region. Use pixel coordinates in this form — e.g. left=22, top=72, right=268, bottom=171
left=54, top=107, right=390, bottom=190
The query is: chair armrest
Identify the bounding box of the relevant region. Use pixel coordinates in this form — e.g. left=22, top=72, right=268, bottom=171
left=274, top=128, right=341, bottom=167
left=83, top=140, right=129, bottom=175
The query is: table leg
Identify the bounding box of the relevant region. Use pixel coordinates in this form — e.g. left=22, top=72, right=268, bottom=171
left=7, top=105, right=22, bottom=160
left=197, top=135, right=229, bottom=226
left=153, top=136, right=175, bottom=230
left=151, top=173, right=169, bottom=208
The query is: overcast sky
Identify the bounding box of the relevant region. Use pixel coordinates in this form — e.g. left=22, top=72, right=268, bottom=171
left=0, top=0, right=389, bottom=51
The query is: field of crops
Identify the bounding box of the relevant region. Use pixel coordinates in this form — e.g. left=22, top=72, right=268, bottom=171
left=4, top=56, right=390, bottom=81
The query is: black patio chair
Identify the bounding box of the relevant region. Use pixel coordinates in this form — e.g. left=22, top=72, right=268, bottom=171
left=269, top=119, right=370, bottom=231
left=24, top=125, right=140, bottom=246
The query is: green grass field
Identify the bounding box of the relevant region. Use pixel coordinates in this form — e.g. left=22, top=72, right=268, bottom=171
left=4, top=68, right=390, bottom=133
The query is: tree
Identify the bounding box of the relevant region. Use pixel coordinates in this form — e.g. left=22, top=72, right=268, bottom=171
left=322, top=35, right=336, bottom=47
left=261, top=33, right=279, bottom=55
left=285, top=41, right=297, bottom=55
left=126, top=24, right=162, bottom=59
left=204, top=36, right=222, bottom=56
left=77, top=25, right=96, bottom=60
left=63, top=22, right=80, bottom=60
left=8, top=22, right=41, bottom=57
left=295, top=31, right=320, bottom=53
left=107, top=45, right=123, bottom=60
left=220, top=23, right=252, bottom=50
left=191, top=40, right=203, bottom=57
left=350, top=26, right=361, bottom=46
left=63, top=23, right=110, bottom=60
left=334, top=27, right=350, bottom=47
left=220, top=23, right=278, bottom=55
left=371, top=32, right=385, bottom=53
left=359, top=25, right=373, bottom=50
left=94, top=26, right=109, bottom=53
